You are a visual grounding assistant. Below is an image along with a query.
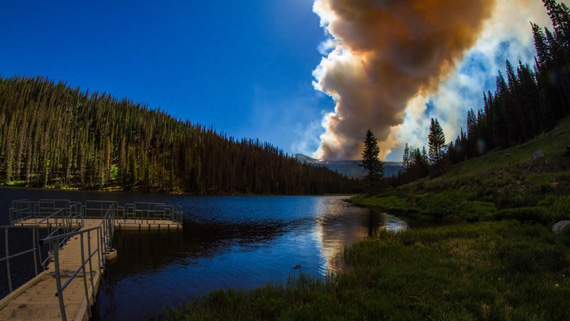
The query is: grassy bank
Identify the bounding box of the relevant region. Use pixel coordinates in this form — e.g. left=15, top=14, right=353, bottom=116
left=164, top=119, right=570, bottom=320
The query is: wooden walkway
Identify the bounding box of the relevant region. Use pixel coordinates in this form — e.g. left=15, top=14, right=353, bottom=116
left=0, top=218, right=182, bottom=321
left=0, top=219, right=102, bottom=321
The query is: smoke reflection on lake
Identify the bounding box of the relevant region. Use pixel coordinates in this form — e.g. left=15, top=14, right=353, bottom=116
left=314, top=198, right=407, bottom=273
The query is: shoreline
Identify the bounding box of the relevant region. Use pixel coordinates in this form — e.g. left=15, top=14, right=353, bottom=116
left=0, top=185, right=354, bottom=197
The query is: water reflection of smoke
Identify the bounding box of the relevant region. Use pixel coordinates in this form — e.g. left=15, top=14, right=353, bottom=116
left=316, top=207, right=408, bottom=273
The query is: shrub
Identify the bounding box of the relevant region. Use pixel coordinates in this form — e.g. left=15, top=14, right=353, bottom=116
left=497, top=240, right=569, bottom=275
left=508, top=189, right=525, bottom=207
left=456, top=201, right=496, bottom=222
left=493, top=207, right=548, bottom=224
left=539, top=195, right=570, bottom=223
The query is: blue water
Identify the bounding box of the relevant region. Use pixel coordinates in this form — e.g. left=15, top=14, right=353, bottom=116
left=0, top=188, right=407, bottom=320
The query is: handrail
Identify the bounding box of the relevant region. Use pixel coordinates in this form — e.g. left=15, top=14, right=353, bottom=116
left=119, top=202, right=183, bottom=225
left=1, top=226, right=42, bottom=295
left=39, top=204, right=115, bottom=321
left=36, top=208, right=64, bottom=225
left=39, top=226, right=100, bottom=244
left=9, top=199, right=84, bottom=232
left=99, top=204, right=116, bottom=266
left=41, top=224, right=69, bottom=269
left=43, top=226, right=103, bottom=321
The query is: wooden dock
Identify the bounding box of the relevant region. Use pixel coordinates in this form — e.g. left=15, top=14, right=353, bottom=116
left=0, top=219, right=103, bottom=321
left=0, top=199, right=184, bottom=321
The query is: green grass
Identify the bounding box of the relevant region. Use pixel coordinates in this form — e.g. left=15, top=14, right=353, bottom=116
left=440, top=117, right=570, bottom=179
left=164, top=221, right=570, bottom=321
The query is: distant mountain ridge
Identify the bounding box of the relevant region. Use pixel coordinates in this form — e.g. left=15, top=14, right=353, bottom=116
left=295, top=154, right=403, bottom=178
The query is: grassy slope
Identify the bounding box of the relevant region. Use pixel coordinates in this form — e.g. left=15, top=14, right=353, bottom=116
left=165, top=119, right=570, bottom=320
left=351, top=116, right=570, bottom=225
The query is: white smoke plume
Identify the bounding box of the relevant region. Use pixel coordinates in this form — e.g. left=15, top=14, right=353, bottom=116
left=312, top=0, right=497, bottom=160
left=312, top=0, right=570, bottom=161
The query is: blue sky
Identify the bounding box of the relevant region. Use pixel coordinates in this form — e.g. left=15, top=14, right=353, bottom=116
left=1, top=1, right=562, bottom=161
left=0, top=1, right=331, bottom=155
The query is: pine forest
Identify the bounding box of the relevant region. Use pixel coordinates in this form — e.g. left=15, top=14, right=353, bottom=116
left=0, top=76, right=359, bottom=194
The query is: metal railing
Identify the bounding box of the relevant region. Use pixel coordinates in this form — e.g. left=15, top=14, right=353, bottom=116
left=39, top=203, right=116, bottom=321
left=98, top=203, right=116, bottom=265
left=84, top=200, right=118, bottom=218
left=119, top=202, right=183, bottom=225
left=41, top=227, right=101, bottom=321
left=9, top=199, right=83, bottom=231
left=10, top=199, right=183, bottom=228
left=0, top=226, right=43, bottom=294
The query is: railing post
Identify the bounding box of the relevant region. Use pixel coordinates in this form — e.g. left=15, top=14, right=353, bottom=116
left=100, top=224, right=106, bottom=267
left=36, top=228, right=44, bottom=270
left=5, top=228, right=12, bottom=293
left=97, top=228, right=102, bottom=273
left=51, top=241, right=67, bottom=321
left=32, top=228, right=38, bottom=276
left=102, top=217, right=107, bottom=256
left=87, top=229, right=95, bottom=293
left=80, top=233, right=92, bottom=318
left=108, top=212, right=113, bottom=249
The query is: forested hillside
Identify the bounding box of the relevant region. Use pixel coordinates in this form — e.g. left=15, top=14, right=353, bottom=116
left=0, top=76, right=358, bottom=194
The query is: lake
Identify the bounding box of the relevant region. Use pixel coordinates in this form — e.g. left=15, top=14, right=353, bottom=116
left=0, top=188, right=407, bottom=320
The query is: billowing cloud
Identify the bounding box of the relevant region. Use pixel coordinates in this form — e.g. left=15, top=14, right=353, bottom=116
left=312, top=0, right=497, bottom=160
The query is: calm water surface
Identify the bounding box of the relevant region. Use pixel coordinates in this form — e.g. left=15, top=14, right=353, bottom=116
left=0, top=188, right=407, bottom=320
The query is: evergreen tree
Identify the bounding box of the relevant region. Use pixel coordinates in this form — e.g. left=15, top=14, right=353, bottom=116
left=402, top=143, right=410, bottom=170
left=428, top=118, right=446, bottom=165
left=466, top=109, right=477, bottom=139
left=533, top=23, right=551, bottom=70
left=359, top=130, right=384, bottom=192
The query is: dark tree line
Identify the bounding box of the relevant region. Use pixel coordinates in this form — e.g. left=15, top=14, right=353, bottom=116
left=400, top=143, right=430, bottom=184
left=395, top=119, right=445, bottom=185
left=449, top=0, right=570, bottom=163
left=0, top=76, right=359, bottom=195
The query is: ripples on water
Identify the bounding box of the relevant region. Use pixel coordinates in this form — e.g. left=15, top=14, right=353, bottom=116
left=0, top=188, right=407, bottom=320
